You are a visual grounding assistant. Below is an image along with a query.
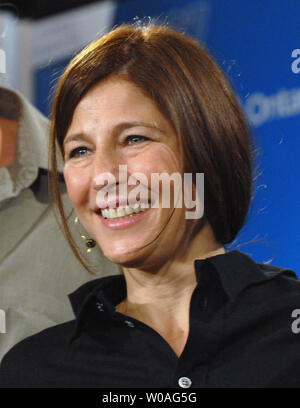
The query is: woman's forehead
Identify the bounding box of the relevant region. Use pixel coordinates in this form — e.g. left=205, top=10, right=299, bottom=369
left=67, top=78, right=175, bottom=137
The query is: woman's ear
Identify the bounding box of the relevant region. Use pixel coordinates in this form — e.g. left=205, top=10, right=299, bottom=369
left=0, top=117, right=18, bottom=168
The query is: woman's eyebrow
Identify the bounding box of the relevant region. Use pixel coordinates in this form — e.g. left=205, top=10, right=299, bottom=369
left=63, top=133, right=89, bottom=148
left=64, top=121, right=166, bottom=146
left=113, top=121, right=166, bottom=135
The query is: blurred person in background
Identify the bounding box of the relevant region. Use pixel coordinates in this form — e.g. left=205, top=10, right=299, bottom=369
left=0, top=87, right=119, bottom=360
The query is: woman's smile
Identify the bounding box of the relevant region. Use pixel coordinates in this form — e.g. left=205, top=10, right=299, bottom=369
left=96, top=204, right=152, bottom=230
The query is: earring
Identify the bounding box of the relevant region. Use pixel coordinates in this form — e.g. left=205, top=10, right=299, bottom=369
left=74, top=216, right=96, bottom=253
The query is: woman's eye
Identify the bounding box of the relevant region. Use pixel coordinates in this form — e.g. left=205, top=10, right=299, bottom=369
left=68, top=146, right=90, bottom=158
left=125, top=135, right=149, bottom=145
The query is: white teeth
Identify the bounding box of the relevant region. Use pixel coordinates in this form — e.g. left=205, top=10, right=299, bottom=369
left=117, top=207, right=126, bottom=217
left=133, top=203, right=141, bottom=214
left=141, top=203, right=150, bottom=210
left=100, top=208, right=114, bottom=219
left=101, top=203, right=150, bottom=219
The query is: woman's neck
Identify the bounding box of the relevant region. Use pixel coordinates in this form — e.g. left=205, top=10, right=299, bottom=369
left=116, top=223, right=225, bottom=356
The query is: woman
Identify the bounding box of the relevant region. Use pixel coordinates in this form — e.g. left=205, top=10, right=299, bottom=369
left=0, top=24, right=299, bottom=388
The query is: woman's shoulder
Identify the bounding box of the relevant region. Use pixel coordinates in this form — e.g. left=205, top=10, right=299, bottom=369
left=255, top=255, right=298, bottom=276
left=205, top=249, right=299, bottom=293
left=255, top=256, right=300, bottom=293
left=205, top=250, right=300, bottom=317
left=0, top=274, right=125, bottom=388
left=238, top=250, right=300, bottom=299
left=0, top=319, right=76, bottom=388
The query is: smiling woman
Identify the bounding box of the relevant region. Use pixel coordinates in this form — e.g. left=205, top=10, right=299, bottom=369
left=0, top=23, right=299, bottom=388
left=62, top=78, right=187, bottom=268
left=51, top=23, right=253, bottom=274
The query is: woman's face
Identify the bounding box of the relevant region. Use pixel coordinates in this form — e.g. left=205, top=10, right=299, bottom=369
left=63, top=78, right=187, bottom=269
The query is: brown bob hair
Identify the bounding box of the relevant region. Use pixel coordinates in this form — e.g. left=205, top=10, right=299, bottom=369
left=50, top=23, right=255, bottom=272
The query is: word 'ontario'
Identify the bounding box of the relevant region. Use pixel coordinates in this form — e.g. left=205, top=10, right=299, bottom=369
left=95, top=165, right=204, bottom=220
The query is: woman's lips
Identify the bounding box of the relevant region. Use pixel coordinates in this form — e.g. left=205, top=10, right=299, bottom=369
left=97, top=207, right=151, bottom=230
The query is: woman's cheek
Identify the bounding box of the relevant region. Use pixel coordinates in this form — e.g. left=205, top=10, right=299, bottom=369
left=64, top=163, right=90, bottom=206
left=130, top=145, right=180, bottom=175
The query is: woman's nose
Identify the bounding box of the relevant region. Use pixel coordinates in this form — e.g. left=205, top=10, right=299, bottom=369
left=91, top=146, right=123, bottom=191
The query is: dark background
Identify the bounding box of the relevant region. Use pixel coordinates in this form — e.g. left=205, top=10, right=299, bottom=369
left=0, top=0, right=127, bottom=19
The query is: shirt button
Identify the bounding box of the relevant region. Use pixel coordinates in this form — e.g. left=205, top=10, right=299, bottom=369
left=96, top=302, right=104, bottom=312
left=178, top=377, right=192, bottom=388
left=124, top=320, right=135, bottom=328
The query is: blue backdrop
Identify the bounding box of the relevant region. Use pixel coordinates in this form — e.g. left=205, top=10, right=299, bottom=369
left=34, top=0, right=300, bottom=274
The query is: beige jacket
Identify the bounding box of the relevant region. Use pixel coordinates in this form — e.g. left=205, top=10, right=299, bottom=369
left=0, top=88, right=119, bottom=360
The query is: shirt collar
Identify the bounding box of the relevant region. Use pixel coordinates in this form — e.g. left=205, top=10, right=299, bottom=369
left=68, top=250, right=296, bottom=338
left=68, top=274, right=126, bottom=329
left=194, top=249, right=296, bottom=302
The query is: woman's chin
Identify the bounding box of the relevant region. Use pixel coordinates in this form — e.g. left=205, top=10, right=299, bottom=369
left=101, top=243, right=149, bottom=268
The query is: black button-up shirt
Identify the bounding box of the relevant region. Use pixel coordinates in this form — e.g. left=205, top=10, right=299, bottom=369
left=0, top=250, right=300, bottom=388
